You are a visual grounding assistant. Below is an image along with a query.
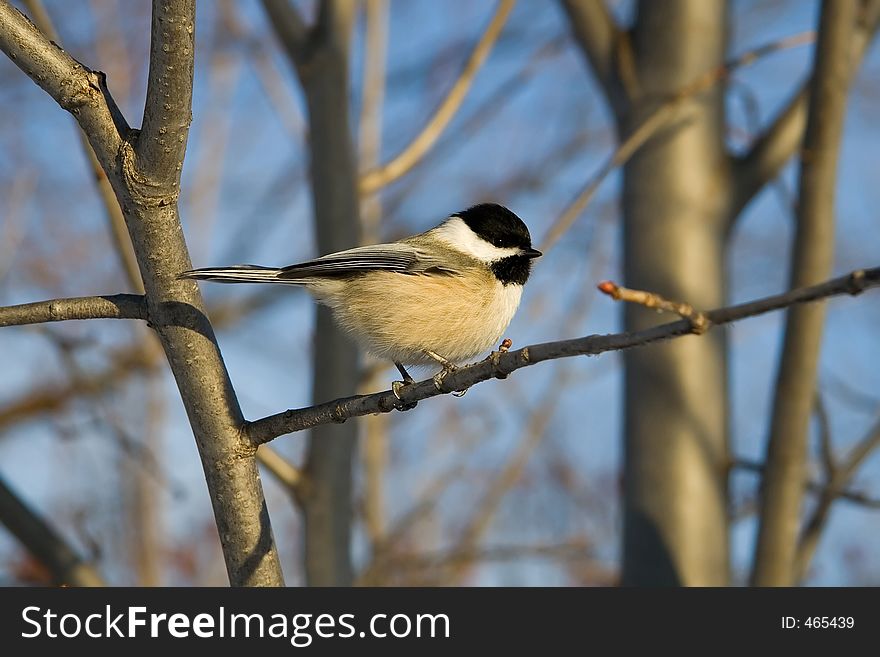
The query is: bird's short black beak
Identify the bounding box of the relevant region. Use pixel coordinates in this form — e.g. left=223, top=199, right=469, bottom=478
left=522, top=248, right=542, bottom=259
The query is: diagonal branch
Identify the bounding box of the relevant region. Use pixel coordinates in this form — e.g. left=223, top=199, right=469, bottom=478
left=0, top=1, right=126, bottom=171
left=0, top=295, right=147, bottom=328
left=256, top=445, right=304, bottom=496
left=733, top=457, right=880, bottom=508
left=358, top=0, right=516, bottom=194
left=558, top=0, right=632, bottom=116
left=795, top=414, right=880, bottom=581
left=260, top=0, right=308, bottom=62
left=245, top=266, right=880, bottom=445
left=0, top=475, right=106, bottom=586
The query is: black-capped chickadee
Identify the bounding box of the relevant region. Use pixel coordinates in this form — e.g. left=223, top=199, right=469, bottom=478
left=180, top=203, right=541, bottom=392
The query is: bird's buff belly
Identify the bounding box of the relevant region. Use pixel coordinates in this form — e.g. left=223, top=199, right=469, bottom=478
left=319, top=271, right=524, bottom=365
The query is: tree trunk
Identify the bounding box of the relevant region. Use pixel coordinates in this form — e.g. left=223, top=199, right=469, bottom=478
left=620, top=0, right=731, bottom=585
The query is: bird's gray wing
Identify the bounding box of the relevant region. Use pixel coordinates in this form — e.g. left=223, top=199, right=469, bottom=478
left=277, top=242, right=455, bottom=279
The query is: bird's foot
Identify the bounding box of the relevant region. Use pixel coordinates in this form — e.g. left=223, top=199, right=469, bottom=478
left=431, top=365, right=456, bottom=391
left=392, top=362, right=418, bottom=410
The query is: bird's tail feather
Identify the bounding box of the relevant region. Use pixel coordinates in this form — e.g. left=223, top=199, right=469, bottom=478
left=178, top=265, right=304, bottom=285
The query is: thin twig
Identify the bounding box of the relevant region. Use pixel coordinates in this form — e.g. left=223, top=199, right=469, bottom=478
left=795, top=414, right=880, bottom=580
left=358, top=0, right=516, bottom=194
left=245, top=266, right=880, bottom=444
left=597, top=280, right=710, bottom=333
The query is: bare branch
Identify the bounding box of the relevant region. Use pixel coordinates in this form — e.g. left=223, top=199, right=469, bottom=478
left=731, top=85, right=808, bottom=218
left=0, top=0, right=126, bottom=171
left=257, top=446, right=304, bottom=495
left=734, top=457, right=880, bottom=508
left=558, top=0, right=632, bottom=114
left=597, top=280, right=709, bottom=333
left=752, top=0, right=857, bottom=587
left=0, top=295, right=147, bottom=328
left=731, top=0, right=880, bottom=217
left=136, top=0, right=195, bottom=183
left=795, top=415, right=880, bottom=580
left=0, top=475, right=106, bottom=586
left=246, top=266, right=880, bottom=445
left=226, top=2, right=305, bottom=140
left=358, top=0, right=516, bottom=194
left=260, top=0, right=309, bottom=63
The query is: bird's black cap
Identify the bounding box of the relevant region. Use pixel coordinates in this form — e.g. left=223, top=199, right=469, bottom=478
left=456, top=203, right=535, bottom=252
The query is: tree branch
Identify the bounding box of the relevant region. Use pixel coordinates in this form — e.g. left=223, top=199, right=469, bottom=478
left=245, top=266, right=880, bottom=445
left=0, top=294, right=147, bottom=328
left=256, top=446, right=304, bottom=496
left=731, top=0, right=880, bottom=218
left=358, top=0, right=516, bottom=194
left=136, top=0, right=196, bottom=182
left=0, top=475, right=106, bottom=586
left=795, top=415, right=880, bottom=580
left=260, top=0, right=308, bottom=62
left=558, top=0, right=632, bottom=116
left=0, top=1, right=126, bottom=172
left=733, top=457, right=880, bottom=508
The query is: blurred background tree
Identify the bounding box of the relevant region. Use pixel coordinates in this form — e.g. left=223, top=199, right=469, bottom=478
left=1, top=0, right=879, bottom=586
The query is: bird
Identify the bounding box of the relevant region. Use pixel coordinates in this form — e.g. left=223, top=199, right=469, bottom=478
left=180, top=203, right=541, bottom=396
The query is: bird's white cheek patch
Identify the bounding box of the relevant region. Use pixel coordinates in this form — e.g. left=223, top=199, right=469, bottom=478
left=430, top=217, right=522, bottom=262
